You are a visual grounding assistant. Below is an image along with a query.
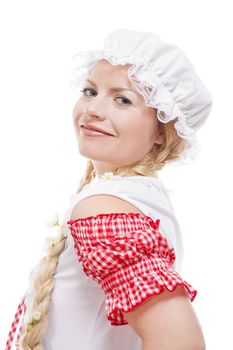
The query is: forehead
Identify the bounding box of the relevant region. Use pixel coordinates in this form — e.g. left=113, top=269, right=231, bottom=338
left=91, top=58, right=131, bottom=72
left=88, top=59, right=133, bottom=87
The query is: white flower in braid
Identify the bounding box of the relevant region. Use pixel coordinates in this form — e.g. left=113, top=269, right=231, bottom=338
left=43, top=211, right=66, bottom=255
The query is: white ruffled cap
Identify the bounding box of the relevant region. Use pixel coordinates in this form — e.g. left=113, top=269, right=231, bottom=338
left=71, top=28, right=213, bottom=164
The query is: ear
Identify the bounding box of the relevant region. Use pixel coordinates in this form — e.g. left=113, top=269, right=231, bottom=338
left=154, top=129, right=164, bottom=146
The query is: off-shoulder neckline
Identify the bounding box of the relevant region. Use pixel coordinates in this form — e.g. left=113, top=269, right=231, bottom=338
left=67, top=212, right=160, bottom=228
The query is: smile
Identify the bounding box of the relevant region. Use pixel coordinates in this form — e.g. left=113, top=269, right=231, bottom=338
left=81, top=128, right=113, bottom=136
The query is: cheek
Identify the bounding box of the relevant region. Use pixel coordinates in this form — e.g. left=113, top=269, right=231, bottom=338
left=125, top=112, right=149, bottom=135
left=119, top=117, right=146, bottom=148
left=126, top=112, right=157, bottom=145
left=72, top=100, right=82, bottom=123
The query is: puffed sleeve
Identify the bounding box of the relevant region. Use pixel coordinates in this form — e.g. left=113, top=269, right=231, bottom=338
left=67, top=212, right=197, bottom=326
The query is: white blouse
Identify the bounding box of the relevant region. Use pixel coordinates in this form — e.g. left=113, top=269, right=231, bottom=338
left=23, top=174, right=185, bottom=350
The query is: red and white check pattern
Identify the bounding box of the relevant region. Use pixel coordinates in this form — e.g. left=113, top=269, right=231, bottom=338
left=67, top=212, right=197, bottom=325
left=5, top=294, right=27, bottom=350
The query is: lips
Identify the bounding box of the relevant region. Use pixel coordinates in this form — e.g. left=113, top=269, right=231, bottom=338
left=81, top=124, right=114, bottom=136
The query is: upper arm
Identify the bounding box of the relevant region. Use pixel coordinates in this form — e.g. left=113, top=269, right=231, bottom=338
left=69, top=195, right=204, bottom=349
left=122, top=286, right=205, bottom=349
left=70, top=194, right=145, bottom=221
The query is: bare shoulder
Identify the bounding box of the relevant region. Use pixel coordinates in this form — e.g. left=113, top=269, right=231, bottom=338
left=70, top=194, right=145, bottom=221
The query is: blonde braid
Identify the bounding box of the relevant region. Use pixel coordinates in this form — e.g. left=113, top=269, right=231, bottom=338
left=76, top=160, right=95, bottom=193
left=20, top=220, right=67, bottom=350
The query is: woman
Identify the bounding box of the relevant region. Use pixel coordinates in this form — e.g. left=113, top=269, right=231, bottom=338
left=5, top=28, right=212, bottom=350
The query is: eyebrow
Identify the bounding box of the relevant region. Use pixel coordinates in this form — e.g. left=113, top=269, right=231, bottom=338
left=86, top=79, right=137, bottom=95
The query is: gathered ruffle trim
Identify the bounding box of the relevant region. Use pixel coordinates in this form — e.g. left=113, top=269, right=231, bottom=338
left=108, top=283, right=197, bottom=326
left=70, top=50, right=200, bottom=163
left=101, top=256, right=197, bottom=325
left=67, top=212, right=158, bottom=228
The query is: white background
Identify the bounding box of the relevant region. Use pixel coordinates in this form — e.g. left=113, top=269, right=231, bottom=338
left=0, top=1, right=232, bottom=348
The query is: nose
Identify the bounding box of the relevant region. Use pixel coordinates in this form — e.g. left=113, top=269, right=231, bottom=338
left=83, top=95, right=107, bottom=120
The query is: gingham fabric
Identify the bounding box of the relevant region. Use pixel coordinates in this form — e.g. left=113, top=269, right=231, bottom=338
left=5, top=294, right=27, bottom=350
left=67, top=212, right=197, bottom=325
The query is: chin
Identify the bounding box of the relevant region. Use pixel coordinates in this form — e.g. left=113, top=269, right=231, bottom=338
left=78, top=147, right=109, bottom=162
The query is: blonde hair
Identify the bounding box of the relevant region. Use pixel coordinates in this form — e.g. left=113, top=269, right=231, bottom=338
left=20, top=116, right=188, bottom=349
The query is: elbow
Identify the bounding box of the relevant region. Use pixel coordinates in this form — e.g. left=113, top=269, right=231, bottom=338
left=142, top=336, right=206, bottom=350
left=193, top=339, right=206, bottom=350
left=189, top=332, right=206, bottom=350
left=199, top=338, right=206, bottom=350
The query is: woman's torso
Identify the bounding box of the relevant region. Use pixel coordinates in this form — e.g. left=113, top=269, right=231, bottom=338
left=24, top=174, right=183, bottom=350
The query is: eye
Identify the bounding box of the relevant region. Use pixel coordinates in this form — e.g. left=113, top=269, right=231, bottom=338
left=80, top=88, right=96, bottom=96
left=80, top=88, right=132, bottom=106
left=115, top=96, right=132, bottom=106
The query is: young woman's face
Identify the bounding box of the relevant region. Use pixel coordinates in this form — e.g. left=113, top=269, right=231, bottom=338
left=72, top=59, right=164, bottom=176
